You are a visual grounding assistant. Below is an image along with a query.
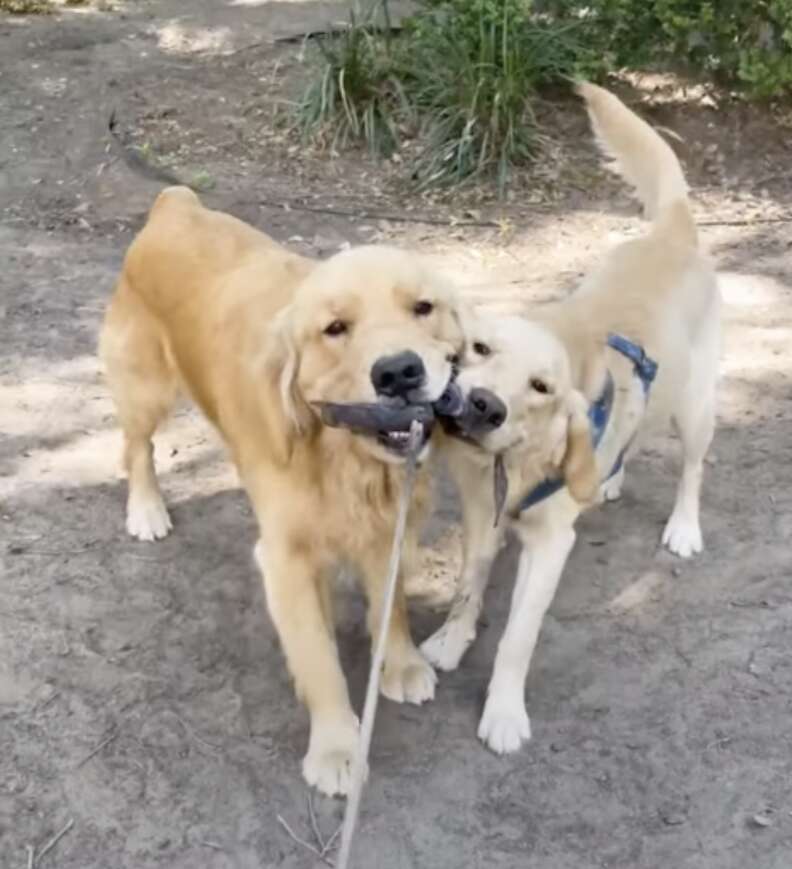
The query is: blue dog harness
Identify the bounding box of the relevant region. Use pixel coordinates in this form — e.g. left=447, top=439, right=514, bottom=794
left=513, top=333, right=658, bottom=515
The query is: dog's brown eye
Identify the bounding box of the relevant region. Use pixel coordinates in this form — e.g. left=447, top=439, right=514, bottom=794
left=413, top=300, right=434, bottom=317
left=473, top=341, right=491, bottom=357
left=447, top=352, right=460, bottom=367
left=530, top=377, right=550, bottom=394
left=323, top=319, right=348, bottom=337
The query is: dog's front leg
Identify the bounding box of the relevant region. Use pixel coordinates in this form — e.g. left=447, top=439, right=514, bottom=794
left=252, top=541, right=360, bottom=798
left=359, top=547, right=437, bottom=705
left=421, top=463, right=501, bottom=672
left=478, top=504, right=576, bottom=754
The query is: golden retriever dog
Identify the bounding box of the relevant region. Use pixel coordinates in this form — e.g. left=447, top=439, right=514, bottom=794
left=99, top=188, right=464, bottom=795
left=423, top=82, right=720, bottom=754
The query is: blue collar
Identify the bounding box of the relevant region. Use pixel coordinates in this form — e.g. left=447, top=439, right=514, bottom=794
left=513, top=334, right=658, bottom=515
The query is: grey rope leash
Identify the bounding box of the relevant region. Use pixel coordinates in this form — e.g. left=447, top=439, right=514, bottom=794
left=336, top=420, right=424, bottom=869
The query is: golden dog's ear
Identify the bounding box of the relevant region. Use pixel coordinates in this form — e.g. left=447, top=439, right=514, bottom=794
left=262, top=307, right=315, bottom=464
left=561, top=391, right=599, bottom=504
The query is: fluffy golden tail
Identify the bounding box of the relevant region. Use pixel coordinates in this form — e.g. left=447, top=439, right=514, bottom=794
left=576, top=81, right=696, bottom=248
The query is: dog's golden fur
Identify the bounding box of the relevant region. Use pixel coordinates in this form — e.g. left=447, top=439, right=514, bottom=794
left=99, top=187, right=463, bottom=795
left=424, top=82, right=720, bottom=754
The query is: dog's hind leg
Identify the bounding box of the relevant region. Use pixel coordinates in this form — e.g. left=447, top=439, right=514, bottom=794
left=100, top=281, right=178, bottom=541
left=662, top=314, right=719, bottom=558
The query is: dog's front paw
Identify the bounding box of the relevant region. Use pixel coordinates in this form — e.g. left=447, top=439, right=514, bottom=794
left=303, top=716, right=362, bottom=798
left=599, top=466, right=624, bottom=503
left=662, top=513, right=702, bottom=558
left=126, top=493, right=172, bottom=541
left=381, top=648, right=437, bottom=705
left=420, top=617, right=476, bottom=672
left=478, top=693, right=531, bottom=754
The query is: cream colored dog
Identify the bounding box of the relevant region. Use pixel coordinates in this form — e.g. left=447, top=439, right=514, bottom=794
left=423, top=82, right=720, bottom=754
left=99, top=189, right=464, bottom=795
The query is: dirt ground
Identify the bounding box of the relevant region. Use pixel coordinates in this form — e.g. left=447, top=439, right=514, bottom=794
left=2, top=2, right=792, bottom=868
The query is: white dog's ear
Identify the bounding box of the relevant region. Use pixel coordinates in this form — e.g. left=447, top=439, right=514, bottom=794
left=561, top=390, right=599, bottom=504
left=262, top=307, right=315, bottom=464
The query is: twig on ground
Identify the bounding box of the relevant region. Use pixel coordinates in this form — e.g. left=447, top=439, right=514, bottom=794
left=199, top=840, right=225, bottom=851
left=252, top=197, right=504, bottom=228
left=34, top=691, right=60, bottom=714
left=171, top=713, right=222, bottom=752
left=697, top=215, right=792, bottom=227
left=75, top=729, right=119, bottom=768
left=277, top=814, right=332, bottom=866
left=308, top=793, right=325, bottom=851
left=34, top=818, right=74, bottom=867
left=321, top=824, right=342, bottom=858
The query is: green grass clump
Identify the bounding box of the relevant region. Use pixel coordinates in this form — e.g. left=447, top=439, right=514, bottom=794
left=296, top=1, right=594, bottom=191
left=297, top=16, right=411, bottom=157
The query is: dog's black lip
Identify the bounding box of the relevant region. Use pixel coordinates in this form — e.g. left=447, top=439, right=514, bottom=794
left=438, top=414, right=484, bottom=448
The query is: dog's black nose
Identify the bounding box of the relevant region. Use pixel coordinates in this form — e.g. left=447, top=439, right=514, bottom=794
left=468, top=388, right=507, bottom=430
left=371, top=351, right=426, bottom=397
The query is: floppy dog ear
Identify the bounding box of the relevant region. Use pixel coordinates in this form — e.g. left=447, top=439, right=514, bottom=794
left=561, top=391, right=599, bottom=504
left=262, top=307, right=315, bottom=465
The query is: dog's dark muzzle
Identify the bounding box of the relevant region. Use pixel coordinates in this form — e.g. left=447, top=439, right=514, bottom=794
left=435, top=384, right=507, bottom=440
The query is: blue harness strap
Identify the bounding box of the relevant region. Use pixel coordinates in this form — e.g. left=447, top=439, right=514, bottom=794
left=514, top=333, right=658, bottom=516
left=606, top=333, right=658, bottom=395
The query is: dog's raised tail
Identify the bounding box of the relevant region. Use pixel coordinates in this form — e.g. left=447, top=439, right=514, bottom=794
left=576, top=81, right=695, bottom=246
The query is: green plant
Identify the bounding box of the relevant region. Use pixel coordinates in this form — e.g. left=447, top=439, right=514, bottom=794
left=404, top=0, right=596, bottom=190
left=294, top=0, right=792, bottom=195
left=542, top=0, right=792, bottom=97
left=296, top=0, right=596, bottom=189
left=297, top=12, right=410, bottom=156
left=406, top=3, right=539, bottom=190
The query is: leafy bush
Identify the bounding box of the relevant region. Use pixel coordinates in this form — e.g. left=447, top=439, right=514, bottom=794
left=295, top=0, right=792, bottom=192
left=297, top=0, right=596, bottom=189
left=297, top=15, right=410, bottom=157
left=404, top=0, right=597, bottom=189
left=542, top=0, right=792, bottom=97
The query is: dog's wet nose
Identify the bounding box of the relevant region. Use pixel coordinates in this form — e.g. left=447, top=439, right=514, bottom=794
left=434, top=380, right=465, bottom=418
left=371, top=350, right=426, bottom=397
left=468, top=388, right=507, bottom=430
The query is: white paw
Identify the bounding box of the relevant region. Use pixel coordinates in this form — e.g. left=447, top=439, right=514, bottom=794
left=662, top=513, right=702, bottom=558
left=599, top=470, right=624, bottom=503
left=126, top=494, right=172, bottom=541
left=420, top=617, right=476, bottom=672
left=381, top=649, right=437, bottom=705
left=303, top=718, right=362, bottom=797
left=478, top=693, right=532, bottom=755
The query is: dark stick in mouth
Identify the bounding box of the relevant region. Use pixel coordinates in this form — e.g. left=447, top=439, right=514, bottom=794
left=314, top=401, right=435, bottom=445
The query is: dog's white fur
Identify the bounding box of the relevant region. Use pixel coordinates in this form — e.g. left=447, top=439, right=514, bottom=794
left=424, top=82, right=720, bottom=754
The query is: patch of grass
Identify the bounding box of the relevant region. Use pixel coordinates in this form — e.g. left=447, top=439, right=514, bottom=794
left=297, top=15, right=411, bottom=157
left=295, top=0, right=596, bottom=192
left=189, top=169, right=215, bottom=191
left=0, top=0, right=54, bottom=13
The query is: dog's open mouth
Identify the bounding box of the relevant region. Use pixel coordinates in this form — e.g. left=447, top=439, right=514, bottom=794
left=314, top=400, right=435, bottom=456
